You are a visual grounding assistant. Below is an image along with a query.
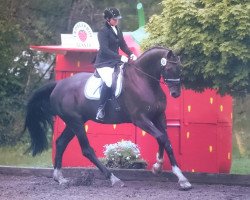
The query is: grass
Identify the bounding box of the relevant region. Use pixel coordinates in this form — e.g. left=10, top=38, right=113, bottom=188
left=231, top=142, right=250, bottom=174
left=230, top=157, right=250, bottom=174
left=0, top=144, right=250, bottom=174
left=0, top=144, right=52, bottom=168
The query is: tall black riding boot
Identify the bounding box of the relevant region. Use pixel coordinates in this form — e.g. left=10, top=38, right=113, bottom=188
left=96, top=84, right=112, bottom=121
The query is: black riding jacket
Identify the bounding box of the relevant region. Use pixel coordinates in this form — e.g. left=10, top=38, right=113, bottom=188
left=94, top=22, right=132, bottom=68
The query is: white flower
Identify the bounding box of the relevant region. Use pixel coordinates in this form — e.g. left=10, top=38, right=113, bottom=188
left=103, top=140, right=141, bottom=165
left=14, top=57, right=20, bottom=62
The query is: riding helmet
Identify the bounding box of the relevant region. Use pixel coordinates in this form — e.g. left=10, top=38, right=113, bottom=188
left=104, top=7, right=122, bottom=20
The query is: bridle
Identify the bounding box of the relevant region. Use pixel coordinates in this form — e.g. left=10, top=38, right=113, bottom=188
left=160, top=59, right=181, bottom=84
left=133, top=58, right=181, bottom=85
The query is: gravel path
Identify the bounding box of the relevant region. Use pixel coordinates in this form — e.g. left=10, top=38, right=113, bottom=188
left=0, top=174, right=250, bottom=200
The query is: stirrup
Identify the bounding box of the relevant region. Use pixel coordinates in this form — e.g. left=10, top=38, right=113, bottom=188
left=96, top=106, right=105, bottom=120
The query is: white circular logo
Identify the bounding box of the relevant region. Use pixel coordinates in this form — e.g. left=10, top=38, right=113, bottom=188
left=161, top=58, right=167, bottom=66
left=73, top=22, right=94, bottom=48
left=137, top=3, right=143, bottom=9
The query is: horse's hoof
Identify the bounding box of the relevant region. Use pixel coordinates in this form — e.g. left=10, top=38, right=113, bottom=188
left=59, top=178, right=69, bottom=185
left=152, top=167, right=160, bottom=175
left=110, top=173, right=125, bottom=187
left=58, top=178, right=69, bottom=186
left=112, top=179, right=125, bottom=187
left=152, top=163, right=162, bottom=175
left=179, top=180, right=192, bottom=191
left=53, top=177, right=69, bottom=185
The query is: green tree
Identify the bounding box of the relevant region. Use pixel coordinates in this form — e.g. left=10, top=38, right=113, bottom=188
left=66, top=0, right=162, bottom=32
left=0, top=19, right=26, bottom=144
left=0, top=0, right=59, bottom=144
left=142, top=0, right=250, bottom=97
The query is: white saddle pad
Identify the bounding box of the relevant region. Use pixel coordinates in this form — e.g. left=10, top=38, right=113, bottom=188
left=84, top=66, right=124, bottom=100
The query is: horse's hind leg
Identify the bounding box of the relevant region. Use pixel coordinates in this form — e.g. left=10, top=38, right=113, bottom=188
left=53, top=126, right=75, bottom=184
left=74, top=122, right=124, bottom=187
left=152, top=116, right=165, bottom=174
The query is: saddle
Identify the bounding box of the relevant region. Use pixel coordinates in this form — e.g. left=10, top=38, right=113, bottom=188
left=84, top=64, right=124, bottom=100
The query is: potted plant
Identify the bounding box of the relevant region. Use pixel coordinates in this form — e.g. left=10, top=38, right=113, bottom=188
left=101, top=140, right=147, bottom=169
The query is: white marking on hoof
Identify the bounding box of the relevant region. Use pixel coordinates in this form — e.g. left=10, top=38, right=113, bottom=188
left=110, top=173, right=124, bottom=187
left=172, top=166, right=192, bottom=190
left=179, top=179, right=192, bottom=191
left=152, top=153, right=164, bottom=174
left=152, top=162, right=163, bottom=174
left=53, top=169, right=69, bottom=185
left=59, top=178, right=69, bottom=185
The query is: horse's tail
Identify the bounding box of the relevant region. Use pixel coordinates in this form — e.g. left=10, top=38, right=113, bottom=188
left=24, top=81, right=57, bottom=156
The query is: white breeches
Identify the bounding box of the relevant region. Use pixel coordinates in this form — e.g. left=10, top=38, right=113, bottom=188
left=96, top=67, right=114, bottom=88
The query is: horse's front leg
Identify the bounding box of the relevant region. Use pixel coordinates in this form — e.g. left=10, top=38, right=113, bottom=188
left=163, top=135, right=192, bottom=190
left=134, top=114, right=192, bottom=190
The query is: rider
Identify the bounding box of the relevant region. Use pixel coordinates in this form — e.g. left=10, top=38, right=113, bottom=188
left=94, top=7, right=137, bottom=121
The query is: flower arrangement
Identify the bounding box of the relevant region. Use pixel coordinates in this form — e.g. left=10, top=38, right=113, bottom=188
left=102, top=140, right=147, bottom=169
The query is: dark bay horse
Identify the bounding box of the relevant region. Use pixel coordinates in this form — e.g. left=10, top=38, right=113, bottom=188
left=24, top=46, right=192, bottom=190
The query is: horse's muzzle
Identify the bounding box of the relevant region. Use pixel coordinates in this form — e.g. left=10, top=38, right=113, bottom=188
left=170, top=91, right=180, bottom=98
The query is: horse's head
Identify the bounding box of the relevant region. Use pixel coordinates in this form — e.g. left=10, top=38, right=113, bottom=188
left=161, top=50, right=181, bottom=98
left=132, top=47, right=181, bottom=98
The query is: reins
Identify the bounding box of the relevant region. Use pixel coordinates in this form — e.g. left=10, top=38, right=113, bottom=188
left=133, top=65, right=166, bottom=85
left=131, top=60, right=180, bottom=85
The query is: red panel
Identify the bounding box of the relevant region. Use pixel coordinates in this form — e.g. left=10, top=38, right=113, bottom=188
left=135, top=128, right=158, bottom=169
left=61, top=133, right=135, bottom=167
left=30, top=45, right=97, bottom=54
left=181, top=124, right=218, bottom=173
left=183, top=89, right=217, bottom=124
left=217, top=124, right=232, bottom=173
left=161, top=83, right=182, bottom=120
left=52, top=117, right=136, bottom=167
left=85, top=121, right=136, bottom=136
left=136, top=125, right=181, bottom=170
left=56, top=52, right=96, bottom=72
left=216, top=95, right=233, bottom=124
left=122, top=35, right=141, bottom=56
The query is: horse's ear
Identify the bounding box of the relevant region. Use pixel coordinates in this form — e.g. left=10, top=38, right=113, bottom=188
left=166, top=50, right=173, bottom=59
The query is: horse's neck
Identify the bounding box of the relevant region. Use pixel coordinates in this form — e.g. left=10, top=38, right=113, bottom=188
left=125, top=62, right=161, bottom=89
left=138, top=49, right=164, bottom=70
left=136, top=56, right=161, bottom=80
left=124, top=48, right=166, bottom=86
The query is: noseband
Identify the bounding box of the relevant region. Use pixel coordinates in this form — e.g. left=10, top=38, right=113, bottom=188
left=160, top=58, right=181, bottom=84
left=164, top=78, right=181, bottom=83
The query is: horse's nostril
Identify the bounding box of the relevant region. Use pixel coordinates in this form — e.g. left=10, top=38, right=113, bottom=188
left=171, top=92, right=180, bottom=98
